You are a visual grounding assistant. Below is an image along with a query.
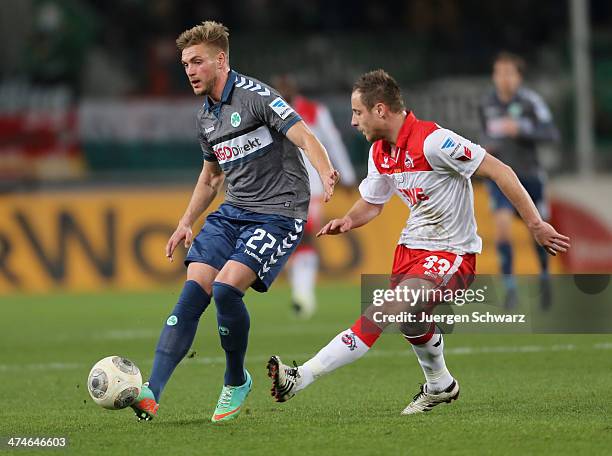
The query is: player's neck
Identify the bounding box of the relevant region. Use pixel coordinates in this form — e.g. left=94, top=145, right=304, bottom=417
left=209, top=68, right=231, bottom=103
left=386, top=111, right=408, bottom=149
left=497, top=89, right=516, bottom=104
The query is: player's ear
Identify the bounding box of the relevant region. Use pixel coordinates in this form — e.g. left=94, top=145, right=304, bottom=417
left=216, top=51, right=226, bottom=69
left=374, top=103, right=385, bottom=118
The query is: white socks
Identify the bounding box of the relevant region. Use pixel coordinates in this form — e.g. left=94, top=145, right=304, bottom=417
left=408, top=327, right=454, bottom=393
left=296, top=329, right=371, bottom=392
left=289, top=250, right=318, bottom=317
left=294, top=323, right=453, bottom=395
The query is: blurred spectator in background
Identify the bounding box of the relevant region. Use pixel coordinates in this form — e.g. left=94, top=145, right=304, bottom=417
left=479, top=52, right=560, bottom=310
left=25, top=1, right=96, bottom=92
left=273, top=74, right=357, bottom=318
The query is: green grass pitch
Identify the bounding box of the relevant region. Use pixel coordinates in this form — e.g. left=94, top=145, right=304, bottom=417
left=1, top=284, right=611, bottom=455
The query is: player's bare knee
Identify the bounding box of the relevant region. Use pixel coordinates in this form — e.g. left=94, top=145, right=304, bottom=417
left=400, top=320, right=431, bottom=338
left=187, top=262, right=218, bottom=295
left=214, top=260, right=258, bottom=293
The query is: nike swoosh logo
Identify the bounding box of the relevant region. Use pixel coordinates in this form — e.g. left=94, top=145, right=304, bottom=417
left=213, top=406, right=241, bottom=420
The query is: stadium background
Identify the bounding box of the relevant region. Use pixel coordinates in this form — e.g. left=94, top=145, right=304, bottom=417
left=1, top=0, right=611, bottom=294
left=1, top=1, right=612, bottom=455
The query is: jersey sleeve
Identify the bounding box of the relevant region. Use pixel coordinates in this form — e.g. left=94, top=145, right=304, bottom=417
left=358, top=146, right=395, bottom=204
left=423, top=128, right=486, bottom=179
left=248, top=84, right=302, bottom=135
left=197, top=123, right=217, bottom=162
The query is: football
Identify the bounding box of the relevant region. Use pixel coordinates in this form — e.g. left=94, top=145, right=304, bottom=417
left=87, top=356, right=142, bottom=410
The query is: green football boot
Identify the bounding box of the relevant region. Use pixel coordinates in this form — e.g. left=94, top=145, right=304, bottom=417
left=211, top=370, right=252, bottom=423
left=131, top=382, right=159, bottom=421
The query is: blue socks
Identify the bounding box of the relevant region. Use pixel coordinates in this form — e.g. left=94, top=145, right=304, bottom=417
left=148, top=280, right=211, bottom=401
left=497, top=241, right=516, bottom=290
left=534, top=242, right=549, bottom=277
left=498, top=241, right=550, bottom=290
left=213, top=282, right=250, bottom=386
left=148, top=279, right=250, bottom=398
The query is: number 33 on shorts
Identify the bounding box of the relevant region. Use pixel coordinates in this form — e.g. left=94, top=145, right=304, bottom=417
left=391, top=246, right=476, bottom=290
left=422, top=255, right=452, bottom=275
left=416, top=251, right=476, bottom=289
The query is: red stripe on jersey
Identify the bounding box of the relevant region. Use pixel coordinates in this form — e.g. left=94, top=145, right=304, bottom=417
left=293, top=96, right=318, bottom=125
left=372, top=112, right=438, bottom=175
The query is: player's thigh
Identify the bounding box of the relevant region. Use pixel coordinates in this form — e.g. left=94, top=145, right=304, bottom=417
left=214, top=260, right=257, bottom=293
left=387, top=247, right=476, bottom=334
left=184, top=205, right=238, bottom=281
left=493, top=208, right=514, bottom=239
left=231, top=215, right=305, bottom=293
left=363, top=276, right=435, bottom=333
left=187, top=262, right=219, bottom=296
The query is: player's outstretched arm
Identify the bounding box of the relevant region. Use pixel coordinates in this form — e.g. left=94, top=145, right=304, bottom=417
left=475, top=153, right=570, bottom=256
left=166, top=160, right=225, bottom=261
left=317, top=198, right=383, bottom=237
left=286, top=120, right=339, bottom=202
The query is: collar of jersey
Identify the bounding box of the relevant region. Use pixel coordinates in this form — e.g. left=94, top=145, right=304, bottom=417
left=203, top=69, right=238, bottom=112
left=382, top=111, right=417, bottom=154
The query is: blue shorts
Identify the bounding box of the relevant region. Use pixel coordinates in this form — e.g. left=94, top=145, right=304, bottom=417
left=486, top=172, right=549, bottom=220
left=185, top=203, right=305, bottom=292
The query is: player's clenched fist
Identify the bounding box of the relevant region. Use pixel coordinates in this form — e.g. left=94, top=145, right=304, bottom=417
left=317, top=216, right=352, bottom=237
left=165, top=224, right=193, bottom=262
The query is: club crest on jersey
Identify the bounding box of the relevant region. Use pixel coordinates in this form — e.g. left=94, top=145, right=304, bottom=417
left=341, top=332, right=357, bottom=351
left=509, top=102, right=523, bottom=118
left=230, top=112, right=241, bottom=128
left=404, top=151, right=414, bottom=169
left=381, top=155, right=390, bottom=168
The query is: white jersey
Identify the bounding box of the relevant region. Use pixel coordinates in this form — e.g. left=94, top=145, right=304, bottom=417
left=358, top=112, right=486, bottom=255
left=293, top=96, right=356, bottom=197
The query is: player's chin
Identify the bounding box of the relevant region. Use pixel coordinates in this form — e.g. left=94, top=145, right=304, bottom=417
left=363, top=131, right=377, bottom=142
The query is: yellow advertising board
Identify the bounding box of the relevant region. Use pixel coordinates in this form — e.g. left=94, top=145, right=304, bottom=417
left=0, top=183, right=554, bottom=294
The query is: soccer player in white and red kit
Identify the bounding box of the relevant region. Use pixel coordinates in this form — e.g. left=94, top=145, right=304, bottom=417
left=273, top=74, right=357, bottom=318
left=267, top=70, right=570, bottom=415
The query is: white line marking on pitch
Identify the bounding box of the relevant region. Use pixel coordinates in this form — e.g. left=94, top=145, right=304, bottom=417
left=0, top=343, right=606, bottom=372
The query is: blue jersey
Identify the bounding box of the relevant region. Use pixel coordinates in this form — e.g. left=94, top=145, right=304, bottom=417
left=478, top=87, right=559, bottom=176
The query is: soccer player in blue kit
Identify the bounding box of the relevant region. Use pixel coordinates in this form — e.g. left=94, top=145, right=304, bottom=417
left=479, top=52, right=559, bottom=309
left=131, top=21, right=339, bottom=422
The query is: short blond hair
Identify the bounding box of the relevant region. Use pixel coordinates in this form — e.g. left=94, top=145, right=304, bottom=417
left=176, top=21, right=229, bottom=54
left=353, top=69, right=405, bottom=113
